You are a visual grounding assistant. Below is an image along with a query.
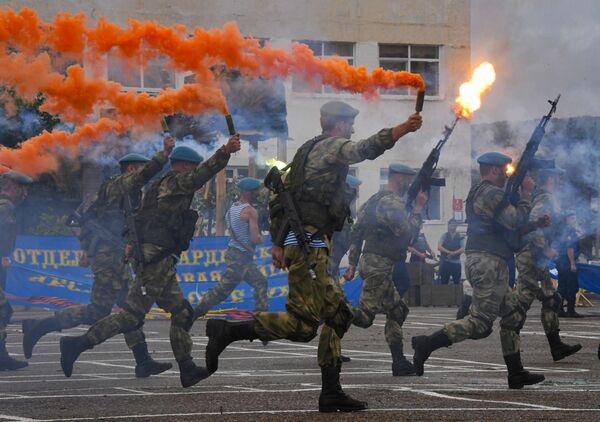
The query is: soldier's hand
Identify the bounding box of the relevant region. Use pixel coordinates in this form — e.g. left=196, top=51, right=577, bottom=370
left=1, top=256, right=10, bottom=268
left=414, top=190, right=428, bottom=212
left=163, top=136, right=175, bottom=155
left=272, top=245, right=285, bottom=270
left=223, top=134, right=241, bottom=154
left=343, top=265, right=356, bottom=281
left=521, top=175, right=535, bottom=195
left=536, top=214, right=551, bottom=228
left=405, top=113, right=423, bottom=132
left=124, top=242, right=134, bottom=262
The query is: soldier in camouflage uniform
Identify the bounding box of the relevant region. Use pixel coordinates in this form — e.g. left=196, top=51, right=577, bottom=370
left=412, top=152, right=547, bottom=389
left=203, top=101, right=422, bottom=412
left=327, top=174, right=361, bottom=282
left=500, top=167, right=581, bottom=361
left=0, top=171, right=31, bottom=370
left=59, top=136, right=240, bottom=388
left=22, top=137, right=174, bottom=378
left=344, top=163, right=426, bottom=376
left=193, top=177, right=268, bottom=319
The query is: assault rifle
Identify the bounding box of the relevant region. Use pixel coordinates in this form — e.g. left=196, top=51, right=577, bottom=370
left=502, top=95, right=560, bottom=206
left=66, top=206, right=124, bottom=253
left=406, top=117, right=457, bottom=212
left=264, top=166, right=317, bottom=280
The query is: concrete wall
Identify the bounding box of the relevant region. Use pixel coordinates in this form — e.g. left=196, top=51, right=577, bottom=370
left=10, top=0, right=472, bottom=247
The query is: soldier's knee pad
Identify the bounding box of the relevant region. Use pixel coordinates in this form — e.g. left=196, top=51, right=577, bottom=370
left=542, top=292, right=562, bottom=313
left=352, top=308, right=375, bottom=328
left=389, top=301, right=409, bottom=322
left=287, top=319, right=318, bottom=342
left=171, top=300, right=194, bottom=332
left=0, top=302, right=13, bottom=324
left=469, top=315, right=494, bottom=339
left=122, top=304, right=146, bottom=331
left=84, top=303, right=112, bottom=325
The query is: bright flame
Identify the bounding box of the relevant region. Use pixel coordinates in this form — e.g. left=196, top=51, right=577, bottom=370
left=453, top=62, right=496, bottom=119
left=506, top=163, right=515, bottom=175
left=265, top=158, right=288, bottom=171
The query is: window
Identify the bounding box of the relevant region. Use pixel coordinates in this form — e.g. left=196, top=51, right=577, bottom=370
left=107, top=51, right=175, bottom=92
left=379, top=167, right=442, bottom=220
left=292, top=41, right=355, bottom=94
left=379, top=44, right=439, bottom=96
left=225, top=166, right=268, bottom=180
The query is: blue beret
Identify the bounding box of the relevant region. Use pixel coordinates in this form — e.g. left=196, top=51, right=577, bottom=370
left=169, top=146, right=203, bottom=164
left=477, top=152, right=512, bottom=166
left=118, top=153, right=149, bottom=164
left=238, top=177, right=262, bottom=191
left=320, top=101, right=359, bottom=118
left=389, top=163, right=416, bottom=176
left=535, top=166, right=565, bottom=177
left=345, top=174, right=362, bottom=187
left=1, top=171, right=33, bottom=185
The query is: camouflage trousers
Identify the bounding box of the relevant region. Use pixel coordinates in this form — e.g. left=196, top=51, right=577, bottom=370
left=353, top=253, right=409, bottom=347
left=86, top=244, right=193, bottom=362
left=195, top=247, right=268, bottom=316
left=443, top=252, right=522, bottom=355
left=499, top=248, right=559, bottom=354
left=55, top=250, right=145, bottom=349
left=254, top=245, right=354, bottom=368
left=0, top=267, right=11, bottom=343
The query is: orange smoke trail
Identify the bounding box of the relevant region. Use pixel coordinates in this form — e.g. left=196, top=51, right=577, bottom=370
left=0, top=118, right=124, bottom=176
left=0, top=7, right=425, bottom=177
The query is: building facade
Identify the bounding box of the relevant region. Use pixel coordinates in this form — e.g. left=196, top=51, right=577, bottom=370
left=13, top=0, right=472, bottom=247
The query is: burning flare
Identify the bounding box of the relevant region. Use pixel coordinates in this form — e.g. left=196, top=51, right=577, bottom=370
left=0, top=7, right=425, bottom=176
left=265, top=158, right=288, bottom=171
left=453, top=62, right=496, bottom=119
left=506, top=163, right=515, bottom=175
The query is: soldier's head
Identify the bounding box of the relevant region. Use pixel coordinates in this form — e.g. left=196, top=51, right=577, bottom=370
left=448, top=218, right=458, bottom=234
left=118, top=153, right=150, bottom=174
left=320, top=101, right=359, bottom=139
left=0, top=171, right=32, bottom=204
left=238, top=177, right=262, bottom=202
left=387, top=164, right=416, bottom=194
left=169, top=146, right=203, bottom=173
left=564, top=210, right=577, bottom=227
left=477, top=152, right=512, bottom=187
left=534, top=167, right=564, bottom=193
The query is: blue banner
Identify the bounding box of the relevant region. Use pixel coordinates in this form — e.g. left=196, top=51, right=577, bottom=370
left=575, top=263, right=600, bottom=295
left=5, top=235, right=363, bottom=318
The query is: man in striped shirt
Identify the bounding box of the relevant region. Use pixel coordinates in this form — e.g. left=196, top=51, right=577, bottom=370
left=204, top=100, right=422, bottom=412
left=193, top=177, right=268, bottom=319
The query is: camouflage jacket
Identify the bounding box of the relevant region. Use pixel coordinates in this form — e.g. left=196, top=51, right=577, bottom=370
left=348, top=190, right=422, bottom=265
left=270, top=128, right=396, bottom=243
left=0, top=195, right=17, bottom=257
left=525, top=189, right=558, bottom=254
left=80, top=151, right=168, bottom=255
left=465, top=180, right=531, bottom=259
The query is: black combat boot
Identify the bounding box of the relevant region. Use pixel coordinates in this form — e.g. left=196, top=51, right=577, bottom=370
left=59, top=335, right=93, bottom=377
left=390, top=342, right=415, bottom=376
left=411, top=330, right=452, bottom=376
left=131, top=342, right=173, bottom=378
left=205, top=319, right=258, bottom=373
left=546, top=331, right=582, bottom=361
left=318, top=366, right=367, bottom=412
left=566, top=299, right=583, bottom=318
left=0, top=340, right=28, bottom=371
left=22, top=316, right=61, bottom=359
left=597, top=343, right=600, bottom=360
left=340, top=355, right=351, bottom=363
left=504, top=352, right=545, bottom=389
left=178, top=357, right=211, bottom=388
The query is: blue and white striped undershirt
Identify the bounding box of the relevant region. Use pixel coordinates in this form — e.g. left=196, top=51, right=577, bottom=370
left=283, top=230, right=327, bottom=248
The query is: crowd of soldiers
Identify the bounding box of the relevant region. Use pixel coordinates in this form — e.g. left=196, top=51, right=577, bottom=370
left=0, top=99, right=597, bottom=412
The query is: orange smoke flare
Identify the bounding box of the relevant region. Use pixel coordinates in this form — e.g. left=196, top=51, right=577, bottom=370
left=0, top=7, right=425, bottom=177
left=453, top=62, right=496, bottom=119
